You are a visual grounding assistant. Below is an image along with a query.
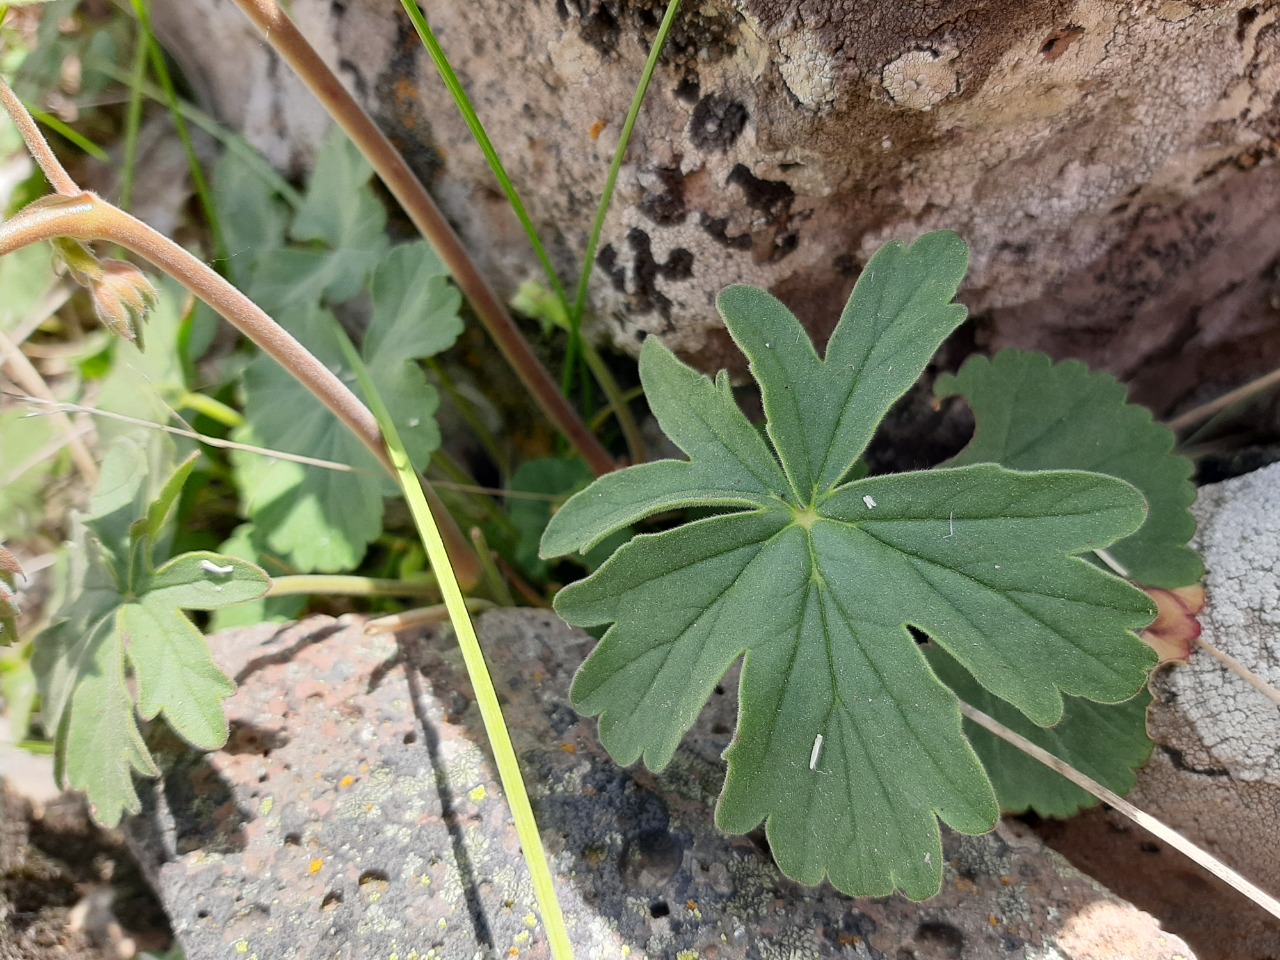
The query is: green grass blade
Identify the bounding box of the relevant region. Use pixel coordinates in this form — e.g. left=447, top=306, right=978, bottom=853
left=128, top=0, right=228, bottom=267
left=398, top=0, right=569, bottom=313
left=118, top=15, right=149, bottom=210
left=334, top=329, right=575, bottom=960
left=571, top=0, right=681, bottom=332
left=24, top=103, right=108, bottom=161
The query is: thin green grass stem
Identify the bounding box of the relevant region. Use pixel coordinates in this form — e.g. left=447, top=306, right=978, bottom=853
left=398, top=0, right=570, bottom=313
left=24, top=104, right=108, bottom=161
left=581, top=339, right=645, bottom=462
left=469, top=526, right=516, bottom=608
left=118, top=18, right=149, bottom=210
left=335, top=331, right=575, bottom=959
left=571, top=0, right=681, bottom=332
left=266, top=574, right=440, bottom=599
left=128, top=0, right=228, bottom=267
left=87, top=57, right=303, bottom=207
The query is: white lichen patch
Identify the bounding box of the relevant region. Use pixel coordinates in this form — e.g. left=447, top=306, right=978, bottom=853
left=777, top=31, right=838, bottom=111
left=880, top=48, right=959, bottom=112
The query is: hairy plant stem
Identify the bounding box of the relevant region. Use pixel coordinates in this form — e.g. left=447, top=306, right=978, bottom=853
left=0, top=77, right=78, bottom=195
left=0, top=86, right=480, bottom=589
left=228, top=0, right=616, bottom=477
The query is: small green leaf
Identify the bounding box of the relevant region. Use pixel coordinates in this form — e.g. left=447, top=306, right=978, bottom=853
left=138, top=452, right=201, bottom=546
left=259, top=127, right=388, bottom=309
left=234, top=242, right=461, bottom=571
left=925, top=645, right=1154, bottom=817
left=544, top=232, right=1158, bottom=900
left=32, top=465, right=268, bottom=825
left=511, top=458, right=630, bottom=580
left=935, top=349, right=1201, bottom=588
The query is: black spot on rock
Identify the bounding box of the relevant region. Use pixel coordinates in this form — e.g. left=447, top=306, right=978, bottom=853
left=700, top=213, right=752, bottom=251
left=674, top=76, right=700, bottom=103
left=727, top=164, right=794, bottom=219
left=639, top=165, right=688, bottom=225
left=911, top=920, right=964, bottom=959
left=689, top=94, right=748, bottom=151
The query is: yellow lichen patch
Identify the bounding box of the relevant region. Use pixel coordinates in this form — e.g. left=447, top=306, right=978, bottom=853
left=339, top=775, right=356, bottom=789
left=469, top=785, right=487, bottom=802
left=560, top=742, right=576, bottom=754
left=309, top=858, right=324, bottom=875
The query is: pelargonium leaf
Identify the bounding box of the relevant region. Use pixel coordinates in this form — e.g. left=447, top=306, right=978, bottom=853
left=935, top=349, right=1201, bottom=588
left=543, top=232, right=1158, bottom=900
left=234, top=242, right=461, bottom=571
left=33, top=460, right=270, bottom=826
left=925, top=644, right=1153, bottom=817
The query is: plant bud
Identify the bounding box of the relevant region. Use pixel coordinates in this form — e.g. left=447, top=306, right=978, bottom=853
left=52, top=237, right=159, bottom=345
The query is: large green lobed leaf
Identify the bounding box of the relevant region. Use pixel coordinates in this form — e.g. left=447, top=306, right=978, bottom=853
left=542, top=232, right=1158, bottom=900
left=233, top=241, right=462, bottom=572
left=936, top=349, right=1201, bottom=588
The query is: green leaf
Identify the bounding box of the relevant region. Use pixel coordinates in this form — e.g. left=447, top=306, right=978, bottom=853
left=210, top=140, right=290, bottom=288
left=207, top=524, right=306, bottom=631
left=249, top=127, right=387, bottom=314
left=0, top=406, right=62, bottom=543
left=32, top=459, right=270, bottom=826
left=935, top=349, right=1201, bottom=588
left=233, top=242, right=462, bottom=571
left=543, top=232, right=1158, bottom=900
left=925, top=644, right=1154, bottom=817
left=509, top=457, right=631, bottom=580
left=0, top=243, right=57, bottom=334
left=930, top=349, right=1195, bottom=817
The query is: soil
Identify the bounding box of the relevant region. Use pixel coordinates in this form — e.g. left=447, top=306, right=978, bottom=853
left=0, top=783, right=172, bottom=960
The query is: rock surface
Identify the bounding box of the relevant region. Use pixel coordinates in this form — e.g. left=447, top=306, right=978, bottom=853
left=152, top=0, right=1280, bottom=412
left=125, top=611, right=1194, bottom=959
left=1047, top=461, right=1280, bottom=960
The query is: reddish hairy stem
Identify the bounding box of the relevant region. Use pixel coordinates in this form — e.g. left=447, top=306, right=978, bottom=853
left=0, top=194, right=482, bottom=589
left=0, top=78, right=79, bottom=196
left=230, top=0, right=617, bottom=477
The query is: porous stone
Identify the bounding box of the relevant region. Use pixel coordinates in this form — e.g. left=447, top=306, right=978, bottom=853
left=1042, top=462, right=1280, bottom=959
left=152, top=0, right=1280, bottom=414
left=124, top=611, right=1194, bottom=958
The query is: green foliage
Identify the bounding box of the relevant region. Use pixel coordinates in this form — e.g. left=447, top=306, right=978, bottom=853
left=233, top=242, right=462, bottom=572
left=925, top=645, right=1153, bottom=817
left=541, top=232, right=1158, bottom=900
left=247, top=129, right=388, bottom=316
left=507, top=457, right=630, bottom=581
left=33, top=442, right=269, bottom=825
left=936, top=349, right=1202, bottom=588
left=930, top=348, right=1201, bottom=816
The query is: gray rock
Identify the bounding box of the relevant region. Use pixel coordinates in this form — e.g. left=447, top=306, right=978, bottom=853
left=125, top=611, right=1193, bottom=959
left=1128, top=462, right=1280, bottom=954
left=151, top=0, right=1280, bottom=411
